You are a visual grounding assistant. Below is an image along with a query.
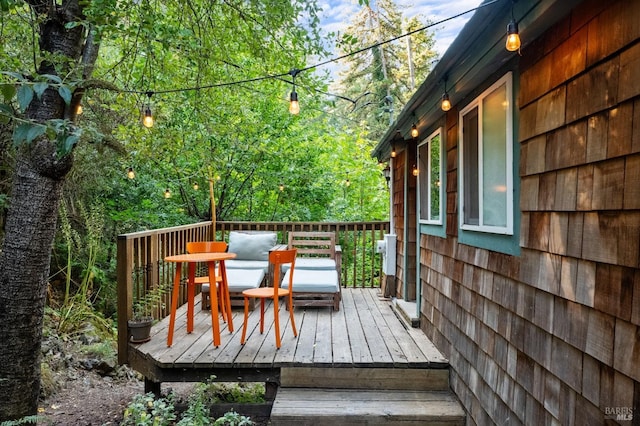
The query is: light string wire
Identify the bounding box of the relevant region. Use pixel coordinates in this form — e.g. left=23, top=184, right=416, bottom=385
left=114, top=0, right=502, bottom=96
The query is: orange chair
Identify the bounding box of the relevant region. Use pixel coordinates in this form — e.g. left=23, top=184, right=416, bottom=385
left=186, top=241, right=227, bottom=315
left=240, top=249, right=297, bottom=349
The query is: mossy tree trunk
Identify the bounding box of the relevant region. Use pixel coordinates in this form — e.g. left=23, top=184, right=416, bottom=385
left=0, top=0, right=96, bottom=420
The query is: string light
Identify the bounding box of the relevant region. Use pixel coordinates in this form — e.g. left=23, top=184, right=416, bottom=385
left=441, top=77, right=451, bottom=112
left=506, top=1, right=521, bottom=52
left=391, top=145, right=397, bottom=158
left=94, top=2, right=498, bottom=118
left=142, top=92, right=154, bottom=128
left=127, top=167, right=136, bottom=179
left=164, top=188, right=171, bottom=199
left=193, top=182, right=199, bottom=190
left=288, top=69, right=300, bottom=115
left=76, top=104, right=83, bottom=115
left=279, top=183, right=285, bottom=191
left=411, top=113, right=419, bottom=138
left=412, top=164, right=419, bottom=176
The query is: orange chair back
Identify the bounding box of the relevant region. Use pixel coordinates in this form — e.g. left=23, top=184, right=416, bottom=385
left=270, top=249, right=296, bottom=290
left=186, top=241, right=228, bottom=254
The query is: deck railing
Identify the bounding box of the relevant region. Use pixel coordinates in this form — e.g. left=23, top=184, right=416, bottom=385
left=117, top=220, right=389, bottom=363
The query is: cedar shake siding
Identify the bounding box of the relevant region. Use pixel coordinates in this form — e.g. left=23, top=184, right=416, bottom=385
left=375, top=0, right=640, bottom=424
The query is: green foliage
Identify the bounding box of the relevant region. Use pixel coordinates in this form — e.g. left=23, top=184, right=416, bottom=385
left=121, top=392, right=177, bottom=426
left=122, top=383, right=260, bottom=426
left=212, top=411, right=254, bottom=426
left=0, top=415, right=41, bottom=426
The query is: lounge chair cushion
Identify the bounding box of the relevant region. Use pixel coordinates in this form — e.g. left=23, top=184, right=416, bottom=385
left=224, top=259, right=269, bottom=272
left=282, top=258, right=337, bottom=273
left=281, top=269, right=339, bottom=294
left=202, top=268, right=266, bottom=294
left=228, top=231, right=277, bottom=261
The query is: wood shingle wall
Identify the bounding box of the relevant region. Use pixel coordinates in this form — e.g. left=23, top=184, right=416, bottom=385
left=420, top=1, right=640, bottom=424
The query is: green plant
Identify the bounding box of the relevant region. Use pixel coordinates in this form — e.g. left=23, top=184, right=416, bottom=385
left=121, top=392, right=176, bottom=426
left=0, top=415, right=42, bottom=425
left=132, top=282, right=169, bottom=321
left=213, top=411, right=254, bottom=426
left=176, top=382, right=211, bottom=426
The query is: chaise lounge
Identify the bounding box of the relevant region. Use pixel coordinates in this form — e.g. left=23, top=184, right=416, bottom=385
left=280, top=231, right=342, bottom=311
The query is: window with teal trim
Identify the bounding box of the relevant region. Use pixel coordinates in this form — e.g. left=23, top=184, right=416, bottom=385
left=459, top=72, right=514, bottom=235
left=418, top=128, right=443, bottom=225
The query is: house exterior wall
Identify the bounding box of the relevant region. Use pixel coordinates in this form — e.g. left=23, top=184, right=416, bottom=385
left=419, top=1, right=640, bottom=424
left=389, top=145, right=419, bottom=300
left=392, top=148, right=406, bottom=298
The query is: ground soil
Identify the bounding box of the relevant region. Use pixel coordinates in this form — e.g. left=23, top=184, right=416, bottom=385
left=38, top=368, right=147, bottom=426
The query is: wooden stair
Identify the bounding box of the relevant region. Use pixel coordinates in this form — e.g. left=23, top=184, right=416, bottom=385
left=270, top=367, right=465, bottom=425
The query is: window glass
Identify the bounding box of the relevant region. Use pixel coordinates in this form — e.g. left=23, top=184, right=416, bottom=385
left=459, top=73, right=513, bottom=234
left=419, top=129, right=443, bottom=225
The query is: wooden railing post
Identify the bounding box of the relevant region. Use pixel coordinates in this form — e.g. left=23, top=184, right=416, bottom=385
left=117, top=236, right=134, bottom=365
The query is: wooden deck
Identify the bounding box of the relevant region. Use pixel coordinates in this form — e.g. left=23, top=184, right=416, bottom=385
left=128, top=288, right=448, bottom=388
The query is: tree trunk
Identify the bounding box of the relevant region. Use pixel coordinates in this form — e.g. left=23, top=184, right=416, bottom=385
left=0, top=0, right=91, bottom=420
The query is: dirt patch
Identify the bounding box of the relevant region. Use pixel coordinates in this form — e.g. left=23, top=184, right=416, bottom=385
left=38, top=368, right=144, bottom=425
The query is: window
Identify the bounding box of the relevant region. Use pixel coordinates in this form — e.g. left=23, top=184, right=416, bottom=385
left=459, top=72, right=513, bottom=235
left=419, top=128, right=443, bottom=225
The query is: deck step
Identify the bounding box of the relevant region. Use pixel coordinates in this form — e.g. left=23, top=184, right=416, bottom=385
left=270, top=388, right=465, bottom=426
left=280, top=367, right=450, bottom=391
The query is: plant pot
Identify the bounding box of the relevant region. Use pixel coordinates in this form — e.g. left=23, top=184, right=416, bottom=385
left=128, top=318, right=153, bottom=343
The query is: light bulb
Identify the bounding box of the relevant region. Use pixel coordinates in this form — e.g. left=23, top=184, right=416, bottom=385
left=412, top=165, right=419, bottom=177
left=164, top=188, right=171, bottom=199
left=127, top=167, right=135, bottom=179
left=506, top=20, right=521, bottom=52
left=142, top=105, right=154, bottom=128
left=441, top=93, right=451, bottom=112
left=411, top=124, right=419, bottom=138
left=279, top=183, right=284, bottom=192
left=76, top=104, right=83, bottom=115
left=391, top=145, right=397, bottom=158
left=289, top=91, right=300, bottom=115
left=193, top=182, right=199, bottom=190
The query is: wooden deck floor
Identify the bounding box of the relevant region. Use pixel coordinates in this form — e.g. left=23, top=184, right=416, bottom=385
left=128, top=288, right=448, bottom=386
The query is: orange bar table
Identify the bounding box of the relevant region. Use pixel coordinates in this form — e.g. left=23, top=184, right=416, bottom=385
left=164, top=252, right=236, bottom=347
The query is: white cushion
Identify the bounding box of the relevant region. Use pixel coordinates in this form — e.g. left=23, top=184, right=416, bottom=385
left=281, top=269, right=339, bottom=294
left=227, top=232, right=277, bottom=261
left=225, top=259, right=269, bottom=272
left=282, top=258, right=336, bottom=273
left=202, top=268, right=265, bottom=294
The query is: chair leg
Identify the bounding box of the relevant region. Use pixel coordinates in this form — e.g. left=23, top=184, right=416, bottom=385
left=288, top=294, right=297, bottom=338
left=274, top=297, right=281, bottom=349
left=259, top=298, right=265, bottom=334
left=240, top=296, right=250, bottom=345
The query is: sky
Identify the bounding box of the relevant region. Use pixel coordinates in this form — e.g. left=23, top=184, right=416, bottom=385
left=312, top=0, right=483, bottom=78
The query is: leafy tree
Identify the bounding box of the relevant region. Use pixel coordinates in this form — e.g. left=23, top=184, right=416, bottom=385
left=334, top=0, right=438, bottom=140
left=0, top=0, right=328, bottom=420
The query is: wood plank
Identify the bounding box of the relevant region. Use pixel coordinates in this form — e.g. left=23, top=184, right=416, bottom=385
left=196, top=307, right=259, bottom=367
left=254, top=300, right=296, bottom=365
left=292, top=308, right=318, bottom=365
left=280, top=367, right=449, bottom=391
left=273, top=307, right=305, bottom=367
left=341, top=288, right=373, bottom=365
left=272, top=388, right=465, bottom=425
left=234, top=300, right=274, bottom=368
left=311, top=308, right=334, bottom=366
left=362, top=290, right=417, bottom=366
left=351, top=289, right=394, bottom=366
left=155, top=309, right=213, bottom=365
left=374, top=294, right=431, bottom=366
left=330, top=294, right=353, bottom=366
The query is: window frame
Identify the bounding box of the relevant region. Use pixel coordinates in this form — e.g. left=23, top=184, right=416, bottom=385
left=418, top=128, right=443, bottom=225
left=458, top=72, right=514, bottom=235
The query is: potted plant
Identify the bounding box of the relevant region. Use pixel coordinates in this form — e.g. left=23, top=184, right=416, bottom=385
left=128, top=283, right=167, bottom=343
